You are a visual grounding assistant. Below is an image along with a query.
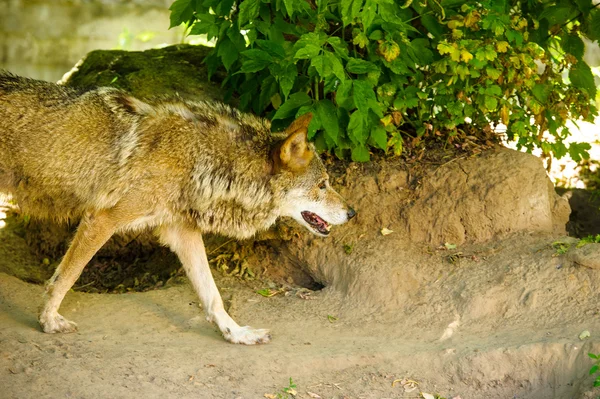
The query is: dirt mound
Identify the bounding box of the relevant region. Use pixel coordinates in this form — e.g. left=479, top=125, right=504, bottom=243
left=276, top=148, right=572, bottom=311
left=405, top=149, right=569, bottom=245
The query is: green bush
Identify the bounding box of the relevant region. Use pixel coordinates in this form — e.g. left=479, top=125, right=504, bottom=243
left=169, top=0, right=599, bottom=162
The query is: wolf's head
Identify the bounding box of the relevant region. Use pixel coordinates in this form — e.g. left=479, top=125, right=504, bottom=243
left=272, top=114, right=356, bottom=237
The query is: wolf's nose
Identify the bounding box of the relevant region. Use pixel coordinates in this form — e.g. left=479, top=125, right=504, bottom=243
left=347, top=208, right=356, bottom=220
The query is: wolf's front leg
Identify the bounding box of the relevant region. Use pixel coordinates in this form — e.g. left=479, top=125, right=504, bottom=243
left=158, top=224, right=271, bottom=344
left=40, top=210, right=124, bottom=333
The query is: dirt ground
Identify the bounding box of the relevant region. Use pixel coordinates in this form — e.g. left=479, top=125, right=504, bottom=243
left=2, top=149, right=600, bottom=399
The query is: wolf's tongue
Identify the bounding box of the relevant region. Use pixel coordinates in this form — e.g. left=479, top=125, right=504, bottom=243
left=301, top=211, right=330, bottom=233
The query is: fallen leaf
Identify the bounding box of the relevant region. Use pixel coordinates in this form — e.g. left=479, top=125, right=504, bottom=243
left=421, top=393, right=435, bottom=399
left=381, top=227, right=394, bottom=236
left=256, top=288, right=284, bottom=297
left=444, top=242, right=457, bottom=250
left=307, top=392, right=322, bottom=399
left=392, top=378, right=419, bottom=392
left=579, top=330, right=591, bottom=340
left=327, top=315, right=338, bottom=323
left=287, top=388, right=297, bottom=396
left=264, top=394, right=276, bottom=399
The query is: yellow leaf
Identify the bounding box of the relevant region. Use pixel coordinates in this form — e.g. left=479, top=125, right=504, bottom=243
left=496, top=41, right=509, bottom=53
left=501, top=105, right=509, bottom=125
left=380, top=114, right=393, bottom=127
left=381, top=227, right=394, bottom=236
left=460, top=49, right=473, bottom=63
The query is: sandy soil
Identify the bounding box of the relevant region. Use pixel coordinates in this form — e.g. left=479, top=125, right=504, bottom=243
left=2, top=230, right=600, bottom=399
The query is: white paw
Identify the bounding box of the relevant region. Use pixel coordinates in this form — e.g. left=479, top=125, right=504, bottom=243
left=223, top=326, right=271, bottom=345
left=39, top=312, right=78, bottom=334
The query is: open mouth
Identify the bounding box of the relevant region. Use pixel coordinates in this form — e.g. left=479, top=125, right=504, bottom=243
left=301, top=211, right=331, bottom=235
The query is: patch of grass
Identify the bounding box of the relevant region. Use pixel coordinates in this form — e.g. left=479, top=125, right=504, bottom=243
left=577, top=234, right=600, bottom=248
left=552, top=241, right=570, bottom=256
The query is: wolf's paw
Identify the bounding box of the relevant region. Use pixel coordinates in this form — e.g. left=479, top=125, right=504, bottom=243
left=223, top=326, right=271, bottom=345
left=39, top=312, right=78, bottom=334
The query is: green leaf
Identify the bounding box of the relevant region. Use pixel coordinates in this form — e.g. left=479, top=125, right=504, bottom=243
left=505, top=29, right=523, bottom=46
left=420, top=14, right=445, bottom=38
left=590, top=365, right=599, bottom=375
left=370, top=126, right=387, bottom=150
left=256, top=40, right=286, bottom=59
left=361, top=0, right=377, bottom=29
left=569, top=62, right=597, bottom=98
left=295, top=44, right=322, bottom=59
left=346, top=58, right=378, bottom=74
left=272, top=92, right=312, bottom=120
left=351, top=145, right=370, bottom=162
left=169, top=0, right=194, bottom=28
left=238, top=0, right=260, bottom=27
left=486, top=67, right=501, bottom=80
left=485, top=84, right=502, bottom=97
left=213, top=0, right=235, bottom=16
left=217, top=38, right=238, bottom=71
left=242, top=49, right=273, bottom=62
left=561, top=34, right=585, bottom=60
left=532, top=83, right=551, bottom=104
left=240, top=49, right=272, bottom=73
left=568, top=142, right=591, bottom=162
left=316, top=100, right=340, bottom=145
left=336, top=80, right=354, bottom=109
left=325, top=52, right=346, bottom=82
left=540, top=4, right=579, bottom=26
left=283, top=0, right=295, bottom=18
left=484, top=96, right=498, bottom=111
left=327, top=37, right=350, bottom=60
left=410, top=39, right=434, bottom=65
left=189, top=15, right=219, bottom=40
left=341, top=0, right=364, bottom=25
left=352, top=80, right=377, bottom=114
left=347, top=110, right=367, bottom=145
left=257, top=75, right=278, bottom=113
left=312, top=55, right=330, bottom=78
left=279, top=64, right=297, bottom=100
left=585, top=9, right=600, bottom=41
left=305, top=107, right=322, bottom=140
left=589, top=353, right=599, bottom=359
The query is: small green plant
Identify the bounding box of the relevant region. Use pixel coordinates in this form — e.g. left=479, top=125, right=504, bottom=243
left=588, top=353, right=600, bottom=389
left=577, top=234, right=600, bottom=248
left=278, top=377, right=297, bottom=398
left=552, top=240, right=570, bottom=255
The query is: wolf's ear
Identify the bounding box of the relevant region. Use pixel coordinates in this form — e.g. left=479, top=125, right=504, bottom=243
left=277, top=113, right=314, bottom=172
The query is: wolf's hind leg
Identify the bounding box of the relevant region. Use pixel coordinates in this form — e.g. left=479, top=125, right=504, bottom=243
left=158, top=224, right=271, bottom=345
left=39, top=209, right=126, bottom=333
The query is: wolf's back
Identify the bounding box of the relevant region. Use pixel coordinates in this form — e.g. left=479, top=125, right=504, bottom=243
left=0, top=71, right=135, bottom=219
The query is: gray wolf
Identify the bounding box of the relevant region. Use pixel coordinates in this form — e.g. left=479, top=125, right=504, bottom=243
left=0, top=71, right=355, bottom=344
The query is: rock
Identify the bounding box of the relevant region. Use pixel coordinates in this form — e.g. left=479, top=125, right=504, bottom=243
left=568, top=243, right=600, bottom=269
left=403, top=148, right=570, bottom=245
left=61, top=44, right=222, bottom=101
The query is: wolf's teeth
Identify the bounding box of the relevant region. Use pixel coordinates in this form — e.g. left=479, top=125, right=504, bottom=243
left=325, top=225, right=331, bottom=231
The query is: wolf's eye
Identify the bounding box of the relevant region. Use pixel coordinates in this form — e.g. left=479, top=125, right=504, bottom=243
left=318, top=181, right=327, bottom=190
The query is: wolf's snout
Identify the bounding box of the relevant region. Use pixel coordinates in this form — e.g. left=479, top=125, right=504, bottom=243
left=347, top=207, right=356, bottom=220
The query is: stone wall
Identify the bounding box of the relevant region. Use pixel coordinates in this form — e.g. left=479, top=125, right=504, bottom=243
left=0, top=0, right=184, bottom=82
